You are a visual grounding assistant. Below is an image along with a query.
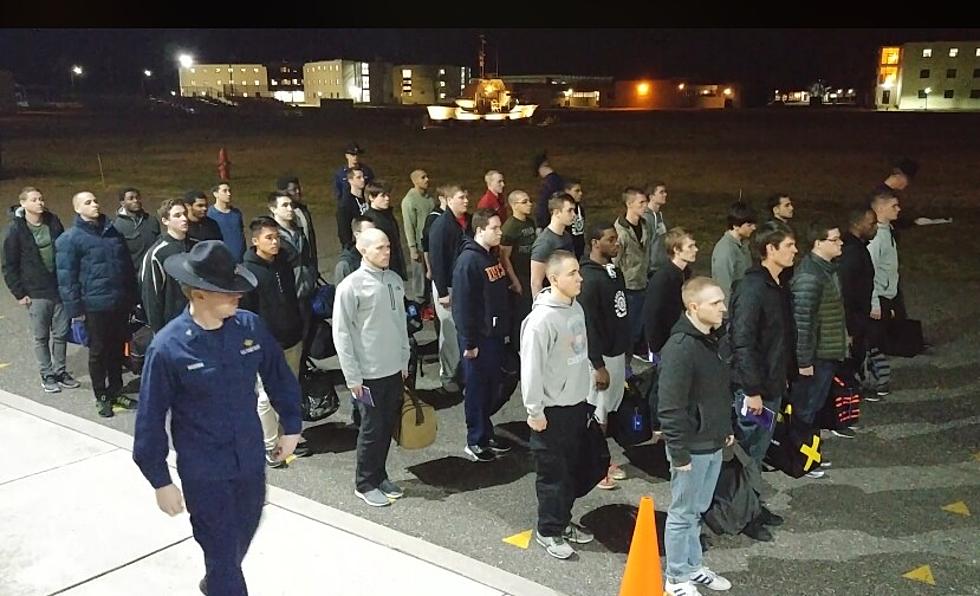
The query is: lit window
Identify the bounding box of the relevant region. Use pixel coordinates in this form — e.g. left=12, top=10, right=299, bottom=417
left=976, top=48, right=980, bottom=57
left=439, top=92, right=446, bottom=99
left=271, top=80, right=277, bottom=86
left=317, top=91, right=322, bottom=97
left=241, top=81, right=246, bottom=86
left=243, top=92, right=248, bottom=97
left=228, top=68, right=233, bottom=73
left=215, top=68, right=220, bottom=73
left=439, top=68, right=446, bottom=76
left=191, top=80, right=196, bottom=86
left=880, top=47, right=900, bottom=65
left=293, top=79, right=299, bottom=85
left=361, top=63, right=369, bottom=75
left=190, top=68, right=196, bottom=74
left=922, top=48, right=932, bottom=57
left=254, top=80, right=260, bottom=86
left=949, top=48, right=959, bottom=58
left=217, top=80, right=222, bottom=85
left=439, top=80, right=446, bottom=87
left=402, top=69, right=412, bottom=77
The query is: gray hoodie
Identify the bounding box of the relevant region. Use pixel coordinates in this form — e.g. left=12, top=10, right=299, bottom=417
left=519, top=288, right=592, bottom=419
left=332, top=261, right=410, bottom=387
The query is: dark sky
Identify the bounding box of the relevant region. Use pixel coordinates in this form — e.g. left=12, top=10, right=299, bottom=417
left=3, top=28, right=979, bottom=102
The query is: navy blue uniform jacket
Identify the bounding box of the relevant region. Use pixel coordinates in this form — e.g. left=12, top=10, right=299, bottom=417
left=133, top=309, right=302, bottom=489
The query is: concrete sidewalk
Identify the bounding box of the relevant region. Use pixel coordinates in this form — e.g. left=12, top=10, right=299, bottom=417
left=0, top=389, right=562, bottom=596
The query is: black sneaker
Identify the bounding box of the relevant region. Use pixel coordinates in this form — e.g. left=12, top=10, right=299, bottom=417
left=831, top=427, right=857, bottom=439
left=57, top=372, right=81, bottom=389
left=41, top=377, right=62, bottom=393
left=487, top=437, right=512, bottom=453
left=758, top=506, right=785, bottom=526
left=292, top=442, right=314, bottom=458
left=742, top=520, right=773, bottom=542
left=114, top=395, right=138, bottom=410
left=199, top=577, right=208, bottom=595
left=464, top=444, right=496, bottom=462
left=96, top=395, right=114, bottom=418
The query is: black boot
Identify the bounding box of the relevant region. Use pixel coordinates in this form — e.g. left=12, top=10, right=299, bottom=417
left=759, top=505, right=785, bottom=526
left=742, top=519, right=773, bottom=542
left=96, top=394, right=114, bottom=418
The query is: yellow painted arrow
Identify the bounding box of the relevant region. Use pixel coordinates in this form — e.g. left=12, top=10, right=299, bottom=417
left=941, top=501, right=970, bottom=516
left=902, top=565, right=935, bottom=586
left=502, top=529, right=532, bottom=549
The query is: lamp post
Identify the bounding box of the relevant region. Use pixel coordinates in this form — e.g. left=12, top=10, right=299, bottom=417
left=70, top=65, right=83, bottom=95
left=177, top=54, right=194, bottom=97
left=142, top=69, right=152, bottom=96
left=924, top=87, right=931, bottom=111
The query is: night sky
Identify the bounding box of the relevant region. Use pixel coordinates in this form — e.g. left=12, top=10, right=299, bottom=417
left=3, top=28, right=979, bottom=105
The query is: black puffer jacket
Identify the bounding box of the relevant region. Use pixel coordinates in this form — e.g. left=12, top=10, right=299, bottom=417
left=729, top=265, right=795, bottom=400
left=658, top=313, right=733, bottom=467
left=2, top=206, right=64, bottom=300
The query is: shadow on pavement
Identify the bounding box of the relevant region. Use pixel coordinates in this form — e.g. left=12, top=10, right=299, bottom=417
left=622, top=441, right=670, bottom=481
left=580, top=503, right=667, bottom=556
left=404, top=454, right=535, bottom=498
left=302, top=421, right=358, bottom=454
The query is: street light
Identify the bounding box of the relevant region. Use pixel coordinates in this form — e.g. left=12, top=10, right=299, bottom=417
left=69, top=65, right=83, bottom=94
left=142, top=69, right=153, bottom=96
left=924, top=87, right=932, bottom=111
left=178, top=54, right=194, bottom=69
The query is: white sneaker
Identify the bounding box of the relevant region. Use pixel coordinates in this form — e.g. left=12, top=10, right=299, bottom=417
left=805, top=469, right=826, bottom=479
left=664, top=579, right=703, bottom=596
left=690, top=566, right=732, bottom=591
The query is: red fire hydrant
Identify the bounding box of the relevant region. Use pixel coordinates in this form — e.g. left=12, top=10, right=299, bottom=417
left=217, top=147, right=231, bottom=181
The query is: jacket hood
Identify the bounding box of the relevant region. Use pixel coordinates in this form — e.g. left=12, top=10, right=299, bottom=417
left=579, top=257, right=618, bottom=276
left=532, top=286, right=576, bottom=310
left=8, top=204, right=22, bottom=219
left=115, top=207, right=148, bottom=221
left=744, top=264, right=781, bottom=289
left=458, top=236, right=491, bottom=257
left=243, top=247, right=283, bottom=269
left=669, top=311, right=722, bottom=345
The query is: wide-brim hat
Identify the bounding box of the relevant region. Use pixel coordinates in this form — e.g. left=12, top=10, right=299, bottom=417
left=163, top=240, right=256, bottom=293
left=345, top=142, right=365, bottom=155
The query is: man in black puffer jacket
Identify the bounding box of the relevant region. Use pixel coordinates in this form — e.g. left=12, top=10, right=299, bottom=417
left=56, top=191, right=138, bottom=418
left=452, top=209, right=512, bottom=462
left=658, top=276, right=735, bottom=595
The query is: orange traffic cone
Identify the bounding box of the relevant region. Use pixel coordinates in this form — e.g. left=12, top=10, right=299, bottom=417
left=619, top=496, right=665, bottom=596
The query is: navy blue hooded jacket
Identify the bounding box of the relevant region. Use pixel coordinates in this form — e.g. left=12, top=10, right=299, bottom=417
left=428, top=209, right=471, bottom=298
left=451, top=237, right=511, bottom=350
left=56, top=214, right=137, bottom=318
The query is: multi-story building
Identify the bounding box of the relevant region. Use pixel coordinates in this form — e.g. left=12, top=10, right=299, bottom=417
left=268, top=62, right=304, bottom=104
left=393, top=65, right=470, bottom=105
left=608, top=79, right=740, bottom=109
left=875, top=41, right=980, bottom=111
left=303, top=60, right=394, bottom=106
left=178, top=64, right=269, bottom=99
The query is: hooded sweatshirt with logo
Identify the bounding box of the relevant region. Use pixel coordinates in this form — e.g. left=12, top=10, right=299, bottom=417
left=519, top=288, right=591, bottom=419
left=451, top=237, right=511, bottom=350
left=577, top=257, right=630, bottom=369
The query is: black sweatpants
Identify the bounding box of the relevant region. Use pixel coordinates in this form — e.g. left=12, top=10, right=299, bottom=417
left=529, top=401, right=589, bottom=537
left=85, top=308, right=129, bottom=398
left=355, top=372, right=404, bottom=493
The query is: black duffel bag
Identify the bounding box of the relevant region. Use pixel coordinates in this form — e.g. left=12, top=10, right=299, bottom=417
left=308, top=319, right=337, bottom=360
left=764, top=404, right=823, bottom=478
left=609, top=373, right=654, bottom=448
left=299, top=368, right=340, bottom=422
left=574, top=409, right=612, bottom=498
left=882, top=318, right=924, bottom=358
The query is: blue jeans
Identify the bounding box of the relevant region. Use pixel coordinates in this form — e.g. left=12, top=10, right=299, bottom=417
left=792, top=359, right=838, bottom=426
left=665, top=450, right=723, bottom=583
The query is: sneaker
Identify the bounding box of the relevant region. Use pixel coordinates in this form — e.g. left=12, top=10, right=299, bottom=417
left=354, top=488, right=391, bottom=507
left=41, top=377, right=62, bottom=393
left=265, top=450, right=286, bottom=469
left=741, top=519, right=773, bottom=542
left=114, top=395, right=138, bottom=410
left=690, top=566, right=732, bottom=591
left=820, top=459, right=833, bottom=469
left=199, top=576, right=208, bottom=595
left=876, top=385, right=891, bottom=397
left=864, top=393, right=883, bottom=403
left=464, top=444, right=496, bottom=462
left=96, top=395, right=114, bottom=418
left=758, top=506, right=784, bottom=526
left=57, top=372, right=81, bottom=389
left=805, top=469, right=826, bottom=479
left=379, top=479, right=404, bottom=499
left=664, top=579, right=704, bottom=596
left=831, top=427, right=856, bottom=439
left=535, top=532, right=575, bottom=559
left=848, top=423, right=861, bottom=431
left=563, top=522, right=594, bottom=544
left=597, top=475, right=618, bottom=490
left=292, top=442, right=314, bottom=458
left=487, top=437, right=512, bottom=453
left=608, top=464, right=627, bottom=480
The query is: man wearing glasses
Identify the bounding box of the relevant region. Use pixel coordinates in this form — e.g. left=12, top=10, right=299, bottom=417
left=499, top=190, right=536, bottom=347
left=789, top=223, right=847, bottom=448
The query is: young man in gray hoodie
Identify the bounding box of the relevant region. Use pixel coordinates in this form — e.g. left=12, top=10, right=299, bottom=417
left=520, top=250, right=594, bottom=560
left=332, top=228, right=411, bottom=508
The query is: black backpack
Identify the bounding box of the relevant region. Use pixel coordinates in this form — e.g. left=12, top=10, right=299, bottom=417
left=299, top=368, right=340, bottom=422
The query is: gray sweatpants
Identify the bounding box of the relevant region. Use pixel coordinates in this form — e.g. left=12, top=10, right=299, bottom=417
left=26, top=298, right=69, bottom=381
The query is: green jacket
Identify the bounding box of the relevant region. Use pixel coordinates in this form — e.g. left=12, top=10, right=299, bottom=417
left=401, top=188, right=434, bottom=251
left=791, top=252, right=847, bottom=367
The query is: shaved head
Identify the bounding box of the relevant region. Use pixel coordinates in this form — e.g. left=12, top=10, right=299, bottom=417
left=356, top=227, right=388, bottom=252
left=72, top=191, right=95, bottom=209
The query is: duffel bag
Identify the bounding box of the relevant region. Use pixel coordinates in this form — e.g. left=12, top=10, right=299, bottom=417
left=393, top=388, right=437, bottom=449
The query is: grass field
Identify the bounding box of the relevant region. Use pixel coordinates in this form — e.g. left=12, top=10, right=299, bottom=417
left=2, top=105, right=979, bottom=282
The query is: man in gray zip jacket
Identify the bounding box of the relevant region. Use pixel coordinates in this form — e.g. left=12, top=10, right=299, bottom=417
left=520, top=250, right=595, bottom=560
left=332, top=228, right=411, bottom=508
